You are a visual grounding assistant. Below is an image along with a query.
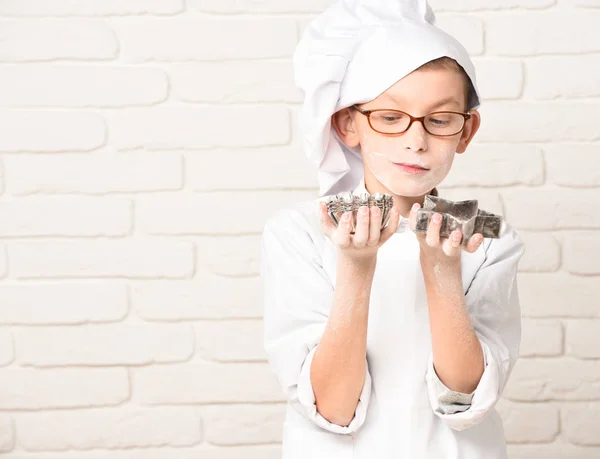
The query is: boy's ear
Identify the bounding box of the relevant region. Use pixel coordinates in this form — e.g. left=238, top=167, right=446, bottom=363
left=456, top=109, right=481, bottom=154
left=331, top=108, right=361, bottom=148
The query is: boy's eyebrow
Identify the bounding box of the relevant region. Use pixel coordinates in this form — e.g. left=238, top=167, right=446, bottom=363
left=380, top=94, right=462, bottom=110
left=428, top=96, right=462, bottom=109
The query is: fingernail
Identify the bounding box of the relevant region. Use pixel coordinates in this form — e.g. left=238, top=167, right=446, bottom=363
left=433, top=213, right=442, bottom=223
left=412, top=203, right=419, bottom=211
left=343, top=213, right=351, bottom=222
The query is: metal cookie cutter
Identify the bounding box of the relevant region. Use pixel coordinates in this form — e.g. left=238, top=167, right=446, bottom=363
left=415, top=195, right=503, bottom=244
left=326, top=191, right=394, bottom=234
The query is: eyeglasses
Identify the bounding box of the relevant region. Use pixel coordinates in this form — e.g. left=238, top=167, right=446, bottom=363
left=352, top=104, right=471, bottom=137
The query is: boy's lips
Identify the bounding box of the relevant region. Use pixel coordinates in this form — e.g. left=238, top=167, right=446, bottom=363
left=392, top=162, right=430, bottom=173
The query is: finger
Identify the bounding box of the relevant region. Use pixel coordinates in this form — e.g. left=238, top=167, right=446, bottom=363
left=408, top=202, right=420, bottom=232
left=380, top=205, right=400, bottom=244
left=366, top=205, right=382, bottom=246
left=352, top=206, right=371, bottom=247
left=318, top=201, right=336, bottom=236
left=332, top=211, right=353, bottom=249
left=425, top=213, right=442, bottom=247
left=442, top=230, right=463, bottom=257
left=464, top=233, right=484, bottom=253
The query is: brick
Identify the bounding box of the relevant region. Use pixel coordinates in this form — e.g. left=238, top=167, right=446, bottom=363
left=0, top=0, right=183, bottom=15
left=137, top=191, right=315, bottom=235
left=0, top=21, right=117, bottom=61
left=504, top=358, right=600, bottom=401
left=517, top=232, right=561, bottom=273
left=519, top=273, right=600, bottom=318
left=496, top=400, right=559, bottom=443
left=16, top=408, right=201, bottom=451
left=0, top=331, right=14, bottom=366
left=9, top=239, right=194, bottom=279
left=115, top=18, right=297, bottom=62
left=564, top=232, right=600, bottom=275
left=434, top=188, right=503, bottom=216
left=0, top=244, right=6, bottom=279
left=133, top=363, right=284, bottom=404
left=565, top=320, right=600, bottom=359
left=471, top=59, right=524, bottom=100
left=5, top=151, right=182, bottom=195
left=508, top=442, right=600, bottom=459
left=0, top=197, right=131, bottom=237
left=132, top=274, right=263, bottom=320
left=520, top=319, right=563, bottom=357
left=544, top=144, right=600, bottom=187
left=194, top=446, right=282, bottom=459
left=202, top=404, right=285, bottom=445
left=0, top=368, right=128, bottom=409
left=107, top=106, right=290, bottom=150
left=434, top=15, right=484, bottom=55
left=429, top=0, right=556, bottom=10
left=487, top=12, right=600, bottom=56
left=289, top=105, right=305, bottom=150
left=186, top=148, right=317, bottom=191
left=1, top=446, right=283, bottom=459
left=188, top=0, right=335, bottom=13
left=0, top=283, right=127, bottom=325
left=0, top=416, right=14, bottom=453
left=477, top=102, right=600, bottom=142
left=0, top=66, right=168, bottom=107
left=197, top=236, right=261, bottom=277
left=563, top=404, right=600, bottom=446
left=0, top=111, right=105, bottom=152
left=442, top=144, right=543, bottom=187
left=195, top=321, right=266, bottom=362
left=503, top=190, right=600, bottom=230
left=170, top=62, right=301, bottom=104
left=526, top=55, right=600, bottom=99
left=17, top=324, right=194, bottom=367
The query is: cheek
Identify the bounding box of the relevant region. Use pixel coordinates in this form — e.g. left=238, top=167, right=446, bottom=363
left=431, top=140, right=460, bottom=164
left=360, top=130, right=398, bottom=156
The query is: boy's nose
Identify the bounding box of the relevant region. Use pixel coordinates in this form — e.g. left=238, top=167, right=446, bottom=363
left=402, top=119, right=428, bottom=152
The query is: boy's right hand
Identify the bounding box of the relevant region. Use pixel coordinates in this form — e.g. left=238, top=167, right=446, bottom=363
left=318, top=200, right=400, bottom=262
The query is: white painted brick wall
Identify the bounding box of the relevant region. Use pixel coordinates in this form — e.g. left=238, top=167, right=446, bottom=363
left=0, top=1, right=598, bottom=457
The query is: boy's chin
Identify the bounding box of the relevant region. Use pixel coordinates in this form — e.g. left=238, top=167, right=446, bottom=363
left=378, top=180, right=440, bottom=198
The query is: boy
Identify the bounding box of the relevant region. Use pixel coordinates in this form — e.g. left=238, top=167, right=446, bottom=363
left=260, top=1, right=524, bottom=458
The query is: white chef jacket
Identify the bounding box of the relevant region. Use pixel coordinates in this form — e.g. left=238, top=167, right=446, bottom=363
left=260, top=178, right=525, bottom=459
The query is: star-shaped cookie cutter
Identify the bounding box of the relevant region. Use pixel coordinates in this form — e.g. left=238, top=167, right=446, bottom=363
left=415, top=195, right=503, bottom=244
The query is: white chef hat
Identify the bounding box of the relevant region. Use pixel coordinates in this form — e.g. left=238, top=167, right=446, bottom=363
left=293, top=0, right=482, bottom=197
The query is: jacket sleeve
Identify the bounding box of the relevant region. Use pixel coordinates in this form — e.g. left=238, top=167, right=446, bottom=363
left=425, top=222, right=525, bottom=431
left=260, top=206, right=372, bottom=435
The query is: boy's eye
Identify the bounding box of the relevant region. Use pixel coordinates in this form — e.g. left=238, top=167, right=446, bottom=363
left=375, top=112, right=407, bottom=124
left=429, top=118, right=449, bottom=125
left=427, top=115, right=452, bottom=126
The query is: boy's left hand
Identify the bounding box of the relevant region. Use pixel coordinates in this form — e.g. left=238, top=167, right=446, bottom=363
left=409, top=202, right=484, bottom=261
